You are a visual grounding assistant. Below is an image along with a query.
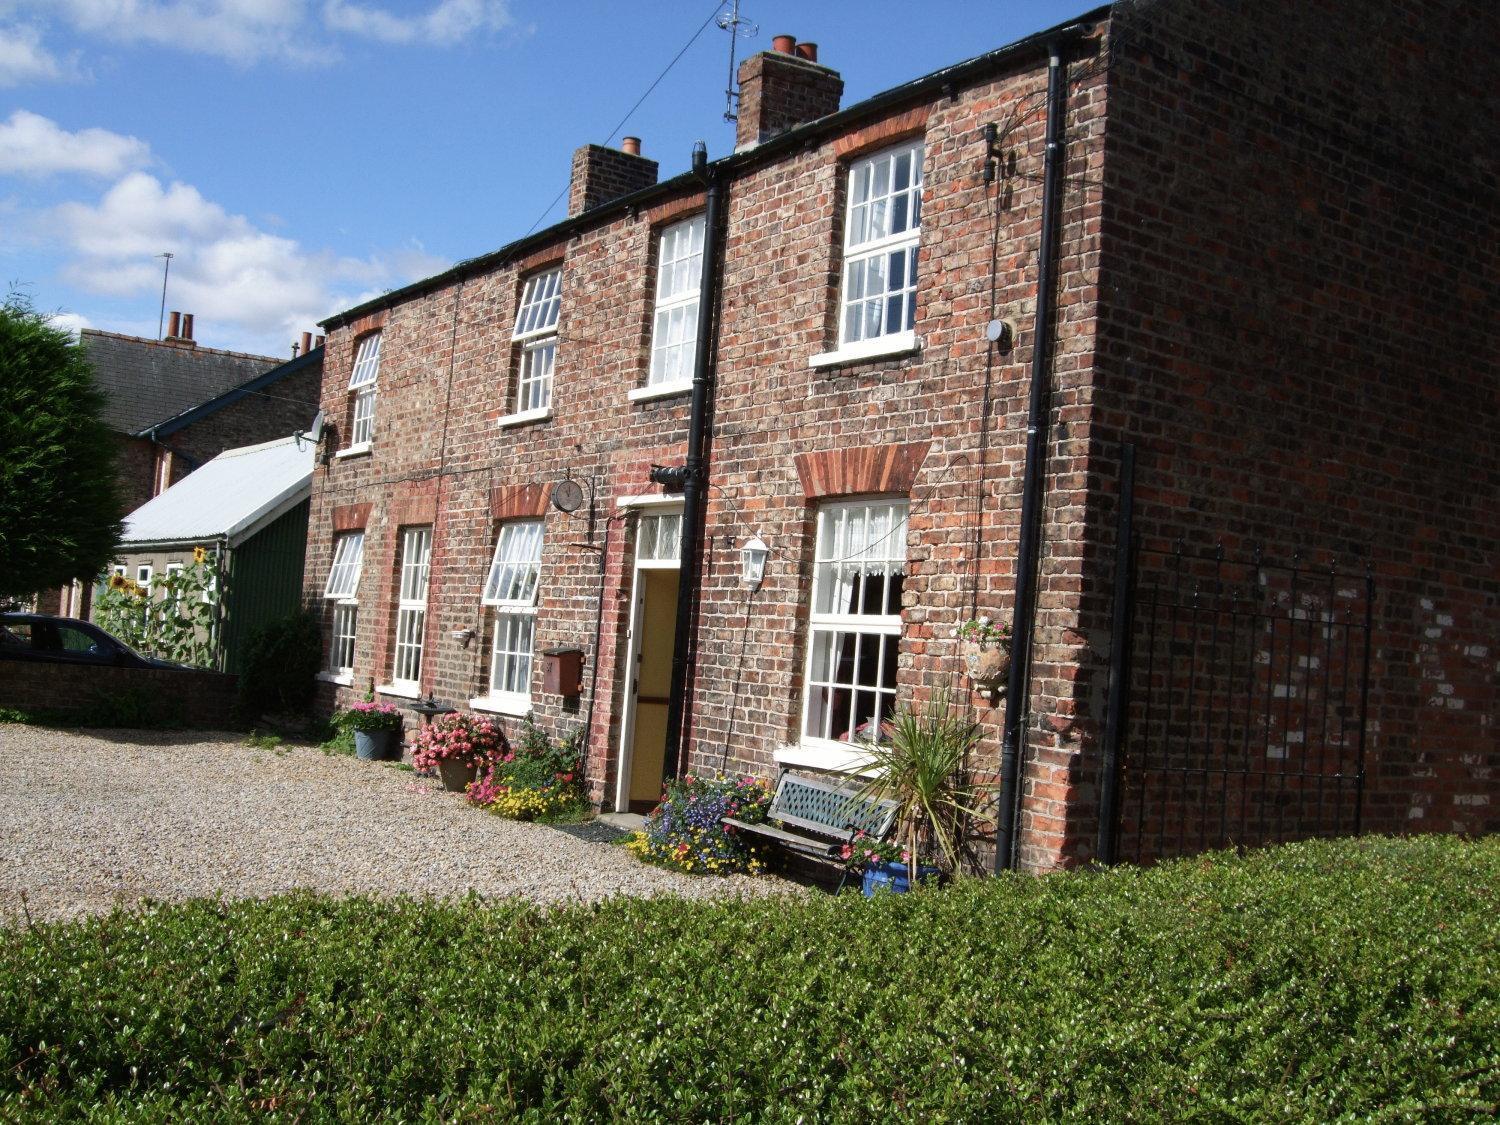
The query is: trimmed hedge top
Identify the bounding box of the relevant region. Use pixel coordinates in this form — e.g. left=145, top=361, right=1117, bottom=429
left=2, top=835, right=1496, bottom=1121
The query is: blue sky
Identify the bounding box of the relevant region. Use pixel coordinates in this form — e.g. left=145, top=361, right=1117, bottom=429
left=1, top=1, right=1086, bottom=357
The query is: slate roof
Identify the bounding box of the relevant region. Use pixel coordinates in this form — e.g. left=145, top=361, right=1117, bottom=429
left=81, top=330, right=282, bottom=436
left=121, top=435, right=315, bottom=549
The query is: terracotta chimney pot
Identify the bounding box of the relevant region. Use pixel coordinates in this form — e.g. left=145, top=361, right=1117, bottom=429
left=166, top=311, right=181, bottom=338
left=772, top=34, right=795, bottom=53
left=621, top=136, right=641, bottom=156
left=795, top=41, right=818, bottom=62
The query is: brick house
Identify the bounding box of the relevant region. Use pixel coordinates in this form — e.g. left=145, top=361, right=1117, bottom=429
left=39, top=316, right=323, bottom=619
left=305, top=0, right=1497, bottom=871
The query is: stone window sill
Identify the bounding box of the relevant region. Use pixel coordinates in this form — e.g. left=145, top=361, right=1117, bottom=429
left=375, top=683, right=420, bottom=699
left=497, top=407, right=551, bottom=429
left=773, top=741, right=880, bottom=777
left=808, top=331, right=920, bottom=369
left=468, top=694, right=531, bottom=717
left=316, top=671, right=353, bottom=686
left=627, top=381, right=693, bottom=403
left=334, top=443, right=372, bottom=459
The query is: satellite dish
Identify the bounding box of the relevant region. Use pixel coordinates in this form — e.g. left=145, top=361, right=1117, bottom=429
left=552, top=479, right=584, bottom=513
left=308, top=409, right=324, bottom=444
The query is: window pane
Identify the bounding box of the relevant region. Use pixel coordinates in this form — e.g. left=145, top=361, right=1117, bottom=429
left=483, top=520, right=543, bottom=605
left=324, top=531, right=366, bottom=599
left=348, top=332, right=382, bottom=389
left=514, top=268, right=562, bottom=338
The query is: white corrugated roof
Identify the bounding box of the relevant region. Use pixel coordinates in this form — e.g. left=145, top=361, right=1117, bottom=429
left=122, top=434, right=314, bottom=548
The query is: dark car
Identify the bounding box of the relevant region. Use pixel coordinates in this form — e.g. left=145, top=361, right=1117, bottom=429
left=0, top=613, right=188, bottom=670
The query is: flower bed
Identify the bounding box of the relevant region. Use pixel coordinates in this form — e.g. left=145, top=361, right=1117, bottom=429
left=465, top=719, right=587, bottom=822
left=627, top=774, right=773, bottom=875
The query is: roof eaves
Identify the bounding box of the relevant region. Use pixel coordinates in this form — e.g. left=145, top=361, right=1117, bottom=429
left=319, top=6, right=1109, bottom=331
left=140, top=346, right=324, bottom=440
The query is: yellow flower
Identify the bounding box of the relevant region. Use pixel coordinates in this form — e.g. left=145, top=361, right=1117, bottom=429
left=108, top=574, right=126, bottom=590
left=193, top=546, right=207, bottom=563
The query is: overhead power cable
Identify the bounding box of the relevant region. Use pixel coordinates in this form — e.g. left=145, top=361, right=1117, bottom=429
left=522, top=0, right=727, bottom=236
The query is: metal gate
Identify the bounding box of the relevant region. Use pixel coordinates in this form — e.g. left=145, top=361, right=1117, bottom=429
left=1098, top=449, right=1375, bottom=865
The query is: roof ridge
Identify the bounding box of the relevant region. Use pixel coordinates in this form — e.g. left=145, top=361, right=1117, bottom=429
left=80, top=328, right=281, bottom=365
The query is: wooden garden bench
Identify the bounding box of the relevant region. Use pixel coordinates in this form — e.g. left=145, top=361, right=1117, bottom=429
left=722, top=770, right=899, bottom=886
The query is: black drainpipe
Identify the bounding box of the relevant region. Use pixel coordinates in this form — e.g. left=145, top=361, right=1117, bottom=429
left=995, top=43, right=1067, bottom=872
left=660, top=145, right=725, bottom=781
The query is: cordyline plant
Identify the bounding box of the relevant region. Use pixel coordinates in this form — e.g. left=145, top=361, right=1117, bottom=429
left=95, top=549, right=220, bottom=669
left=854, top=691, right=993, bottom=877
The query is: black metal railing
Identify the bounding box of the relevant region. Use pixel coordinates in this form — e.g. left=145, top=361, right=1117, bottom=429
left=1101, top=517, right=1374, bottom=865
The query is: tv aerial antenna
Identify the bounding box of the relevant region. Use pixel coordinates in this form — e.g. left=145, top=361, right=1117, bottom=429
left=718, top=0, right=757, bottom=122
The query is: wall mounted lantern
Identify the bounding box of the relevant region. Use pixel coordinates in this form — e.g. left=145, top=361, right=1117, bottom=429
left=741, top=536, right=769, bottom=588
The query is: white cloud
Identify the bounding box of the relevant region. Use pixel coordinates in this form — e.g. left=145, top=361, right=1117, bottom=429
left=0, top=22, right=66, bottom=85
left=322, top=0, right=512, bottom=46
left=0, top=1, right=516, bottom=68
left=49, top=170, right=447, bottom=352
left=46, top=309, right=91, bottom=337
left=0, top=110, right=152, bottom=178
left=48, top=0, right=318, bottom=65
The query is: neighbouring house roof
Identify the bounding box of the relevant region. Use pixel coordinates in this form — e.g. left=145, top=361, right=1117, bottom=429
left=81, top=329, right=283, bottom=437
left=120, top=435, right=315, bottom=550
left=148, top=345, right=324, bottom=440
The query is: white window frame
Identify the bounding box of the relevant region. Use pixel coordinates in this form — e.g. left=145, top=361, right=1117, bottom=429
left=478, top=519, right=544, bottom=713
left=644, top=215, right=705, bottom=393
left=389, top=526, right=432, bottom=694
left=136, top=564, right=153, bottom=596
left=799, top=498, right=908, bottom=760
left=164, top=562, right=185, bottom=607
left=322, top=531, right=365, bottom=679
left=826, top=141, right=924, bottom=361
left=509, top=268, right=561, bottom=418
left=346, top=331, right=381, bottom=449
left=634, top=509, right=683, bottom=568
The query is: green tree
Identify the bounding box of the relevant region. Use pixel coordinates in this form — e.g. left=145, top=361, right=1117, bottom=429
left=0, top=294, right=123, bottom=602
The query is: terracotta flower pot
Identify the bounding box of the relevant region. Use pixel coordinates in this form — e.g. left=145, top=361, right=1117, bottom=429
left=436, top=759, right=480, bottom=793
left=961, top=639, right=1011, bottom=691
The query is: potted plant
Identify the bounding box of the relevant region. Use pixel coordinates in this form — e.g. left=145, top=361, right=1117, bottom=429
left=335, top=701, right=405, bottom=761
left=838, top=831, right=933, bottom=896
left=853, top=691, right=990, bottom=891
left=412, top=711, right=503, bottom=792
left=956, top=615, right=1012, bottom=693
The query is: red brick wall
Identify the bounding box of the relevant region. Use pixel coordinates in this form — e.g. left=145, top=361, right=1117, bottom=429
left=1076, top=0, right=1500, bottom=858
left=306, top=37, right=1111, bottom=868
left=0, top=661, right=239, bottom=728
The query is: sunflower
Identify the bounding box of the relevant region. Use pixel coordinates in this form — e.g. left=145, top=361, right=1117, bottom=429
left=193, top=546, right=208, bottom=564
left=108, top=574, right=126, bottom=590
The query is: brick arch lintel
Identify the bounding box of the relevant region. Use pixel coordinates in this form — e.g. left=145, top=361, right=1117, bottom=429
left=331, top=503, right=372, bottom=532
left=490, top=482, right=553, bottom=521
left=794, top=441, right=931, bottom=501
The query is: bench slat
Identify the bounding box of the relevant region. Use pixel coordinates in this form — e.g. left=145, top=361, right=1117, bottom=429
left=722, top=817, right=843, bottom=857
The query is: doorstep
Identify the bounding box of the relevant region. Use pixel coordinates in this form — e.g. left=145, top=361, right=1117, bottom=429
left=596, top=812, right=647, bottom=832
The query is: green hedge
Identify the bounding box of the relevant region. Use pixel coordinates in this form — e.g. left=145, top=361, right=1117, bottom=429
left=2, top=835, right=1495, bottom=1121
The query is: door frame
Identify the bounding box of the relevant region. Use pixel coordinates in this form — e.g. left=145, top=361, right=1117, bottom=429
left=613, top=498, right=683, bottom=813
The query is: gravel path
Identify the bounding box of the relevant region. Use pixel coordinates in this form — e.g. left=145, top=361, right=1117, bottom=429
left=0, top=726, right=799, bottom=925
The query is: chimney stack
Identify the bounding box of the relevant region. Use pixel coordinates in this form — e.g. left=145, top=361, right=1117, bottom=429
left=568, top=137, right=659, bottom=217
left=735, top=34, right=842, bottom=151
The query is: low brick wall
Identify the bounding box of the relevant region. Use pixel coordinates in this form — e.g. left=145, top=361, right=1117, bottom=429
left=0, top=661, right=239, bottom=728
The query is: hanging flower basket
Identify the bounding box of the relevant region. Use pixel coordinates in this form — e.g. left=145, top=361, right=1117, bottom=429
left=960, top=639, right=1011, bottom=690
left=956, top=615, right=1012, bottom=693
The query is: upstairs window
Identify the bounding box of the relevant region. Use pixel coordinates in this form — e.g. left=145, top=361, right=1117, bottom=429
left=347, top=331, right=382, bottom=448
left=512, top=268, right=561, bottom=415
left=648, top=215, right=705, bottom=388
left=839, top=142, right=923, bottom=348
left=322, top=531, right=365, bottom=677
left=802, top=499, right=908, bottom=747
left=481, top=520, right=544, bottom=706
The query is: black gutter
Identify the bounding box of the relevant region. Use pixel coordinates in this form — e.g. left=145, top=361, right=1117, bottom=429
left=995, top=42, right=1069, bottom=873
left=660, top=149, right=725, bottom=781
left=319, top=8, right=1106, bottom=333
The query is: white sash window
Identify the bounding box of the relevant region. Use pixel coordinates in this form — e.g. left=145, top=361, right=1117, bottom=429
left=482, top=520, right=544, bottom=707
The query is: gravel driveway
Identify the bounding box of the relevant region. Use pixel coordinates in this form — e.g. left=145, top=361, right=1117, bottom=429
left=0, top=726, right=796, bottom=925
